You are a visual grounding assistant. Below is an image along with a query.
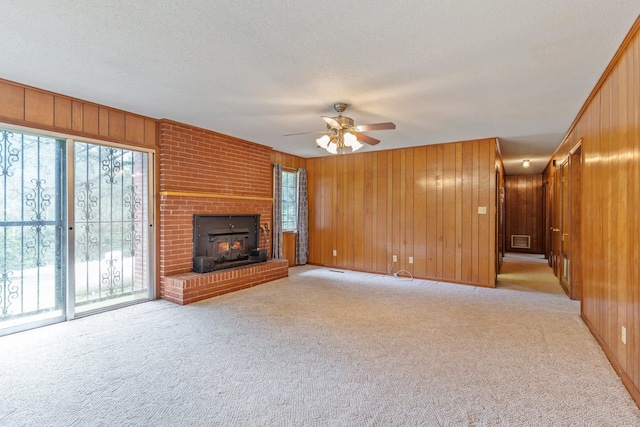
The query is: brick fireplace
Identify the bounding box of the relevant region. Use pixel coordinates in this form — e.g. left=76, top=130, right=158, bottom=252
left=158, top=120, right=288, bottom=305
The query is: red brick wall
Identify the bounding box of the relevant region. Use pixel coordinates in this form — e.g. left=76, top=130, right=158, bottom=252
left=158, top=120, right=275, bottom=302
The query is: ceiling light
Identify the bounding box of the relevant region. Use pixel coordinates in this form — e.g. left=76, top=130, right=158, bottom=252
left=318, top=131, right=364, bottom=154
left=522, top=159, right=531, bottom=168
left=316, top=135, right=330, bottom=149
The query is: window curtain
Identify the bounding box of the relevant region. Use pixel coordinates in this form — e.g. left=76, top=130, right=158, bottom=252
left=295, top=168, right=309, bottom=265
left=272, top=163, right=283, bottom=259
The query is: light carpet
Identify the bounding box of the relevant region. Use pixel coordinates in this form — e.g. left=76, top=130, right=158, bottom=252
left=1, top=262, right=639, bottom=426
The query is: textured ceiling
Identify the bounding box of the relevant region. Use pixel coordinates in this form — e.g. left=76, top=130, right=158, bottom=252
left=1, top=2, right=638, bottom=174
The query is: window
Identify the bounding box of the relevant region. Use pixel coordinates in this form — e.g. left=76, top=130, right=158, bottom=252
left=281, top=170, right=298, bottom=231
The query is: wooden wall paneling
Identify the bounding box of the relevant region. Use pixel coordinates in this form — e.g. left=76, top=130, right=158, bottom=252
left=373, top=152, right=385, bottom=272
left=125, top=114, right=145, bottom=144
left=630, top=34, right=640, bottom=389
left=329, top=156, right=337, bottom=266
left=435, top=145, right=444, bottom=278
left=362, top=153, right=374, bottom=272
left=316, top=158, right=326, bottom=265
left=471, top=141, right=480, bottom=283
left=454, top=143, right=463, bottom=281
left=313, top=158, right=326, bottom=265
left=1, top=79, right=158, bottom=149
left=144, top=118, right=157, bottom=146
left=391, top=150, right=401, bottom=272
left=83, top=103, right=99, bottom=135
left=369, top=153, right=378, bottom=273
left=305, top=138, right=498, bottom=287
left=71, top=100, right=83, bottom=132
left=600, top=77, right=614, bottom=349
left=545, top=18, right=640, bottom=405
left=442, top=143, right=456, bottom=279
left=347, top=154, right=354, bottom=269
left=54, top=96, right=72, bottom=129
left=340, top=155, right=349, bottom=266
left=461, top=142, right=473, bottom=282
left=425, top=145, right=438, bottom=277
left=109, top=110, right=125, bottom=140
left=534, top=175, right=543, bottom=251
left=477, top=140, right=491, bottom=285
left=386, top=151, right=394, bottom=272
left=350, top=154, right=362, bottom=270
left=504, top=174, right=544, bottom=254
left=283, top=232, right=297, bottom=267
left=99, top=108, right=110, bottom=137
left=0, top=80, right=25, bottom=120
left=24, top=89, right=54, bottom=126
left=404, top=149, right=414, bottom=274
left=615, top=59, right=629, bottom=370
left=413, top=147, right=427, bottom=277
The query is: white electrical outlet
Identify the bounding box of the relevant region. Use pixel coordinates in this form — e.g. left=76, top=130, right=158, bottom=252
left=392, top=255, right=398, bottom=262
left=622, top=326, right=627, bottom=344
left=409, top=256, right=414, bottom=264
left=478, top=206, right=487, bottom=214
left=332, top=249, right=337, bottom=257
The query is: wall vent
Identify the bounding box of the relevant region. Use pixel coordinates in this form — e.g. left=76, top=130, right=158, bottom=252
left=511, top=235, right=531, bottom=249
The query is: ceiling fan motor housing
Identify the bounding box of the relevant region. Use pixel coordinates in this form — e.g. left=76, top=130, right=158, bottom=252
left=334, top=115, right=355, bottom=130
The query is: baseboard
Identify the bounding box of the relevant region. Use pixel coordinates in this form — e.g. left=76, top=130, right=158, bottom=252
left=304, top=263, right=496, bottom=288
left=581, top=313, right=640, bottom=408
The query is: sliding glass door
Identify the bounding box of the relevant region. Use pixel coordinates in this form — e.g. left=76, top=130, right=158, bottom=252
left=0, top=130, right=66, bottom=333
left=72, top=142, right=151, bottom=315
left=0, top=127, right=153, bottom=335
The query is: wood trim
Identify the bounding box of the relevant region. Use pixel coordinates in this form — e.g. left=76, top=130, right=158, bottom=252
left=569, top=138, right=583, bottom=155
left=159, top=190, right=273, bottom=201
left=582, top=314, right=640, bottom=407
left=550, top=15, right=640, bottom=165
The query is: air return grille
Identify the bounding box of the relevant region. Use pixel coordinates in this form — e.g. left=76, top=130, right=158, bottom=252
left=511, top=235, right=531, bottom=249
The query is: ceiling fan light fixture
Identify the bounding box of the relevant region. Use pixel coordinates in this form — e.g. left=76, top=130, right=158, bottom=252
left=326, top=142, right=339, bottom=154
left=287, top=103, right=395, bottom=155
left=316, top=134, right=331, bottom=149
left=343, top=132, right=357, bottom=147
left=523, top=159, right=531, bottom=168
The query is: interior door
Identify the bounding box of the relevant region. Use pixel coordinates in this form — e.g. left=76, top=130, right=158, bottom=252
left=550, top=170, right=560, bottom=273
left=559, top=161, right=570, bottom=292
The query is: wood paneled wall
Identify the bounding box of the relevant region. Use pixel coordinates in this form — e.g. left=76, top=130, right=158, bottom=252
left=306, top=138, right=499, bottom=288
left=504, top=174, right=544, bottom=253
left=546, top=17, right=640, bottom=405
left=0, top=78, right=157, bottom=147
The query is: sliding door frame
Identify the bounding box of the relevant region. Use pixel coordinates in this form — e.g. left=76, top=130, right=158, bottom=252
left=0, top=122, right=156, bottom=333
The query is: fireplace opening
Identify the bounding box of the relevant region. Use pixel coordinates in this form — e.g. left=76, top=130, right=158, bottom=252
left=193, top=214, right=267, bottom=273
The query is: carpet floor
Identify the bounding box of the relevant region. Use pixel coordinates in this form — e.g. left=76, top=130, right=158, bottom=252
left=1, top=261, right=639, bottom=426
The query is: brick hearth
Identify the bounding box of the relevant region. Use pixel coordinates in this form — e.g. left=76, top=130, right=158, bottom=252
left=163, top=259, right=288, bottom=305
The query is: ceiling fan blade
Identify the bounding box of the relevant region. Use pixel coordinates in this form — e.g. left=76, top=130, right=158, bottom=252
left=355, top=132, right=380, bottom=146
left=356, top=122, right=396, bottom=132
left=322, top=116, right=341, bottom=130
left=283, top=130, right=328, bottom=137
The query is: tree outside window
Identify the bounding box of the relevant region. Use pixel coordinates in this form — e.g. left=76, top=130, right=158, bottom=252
left=282, top=171, right=298, bottom=231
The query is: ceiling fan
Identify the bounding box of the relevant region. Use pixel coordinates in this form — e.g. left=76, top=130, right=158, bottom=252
left=284, top=103, right=396, bottom=154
